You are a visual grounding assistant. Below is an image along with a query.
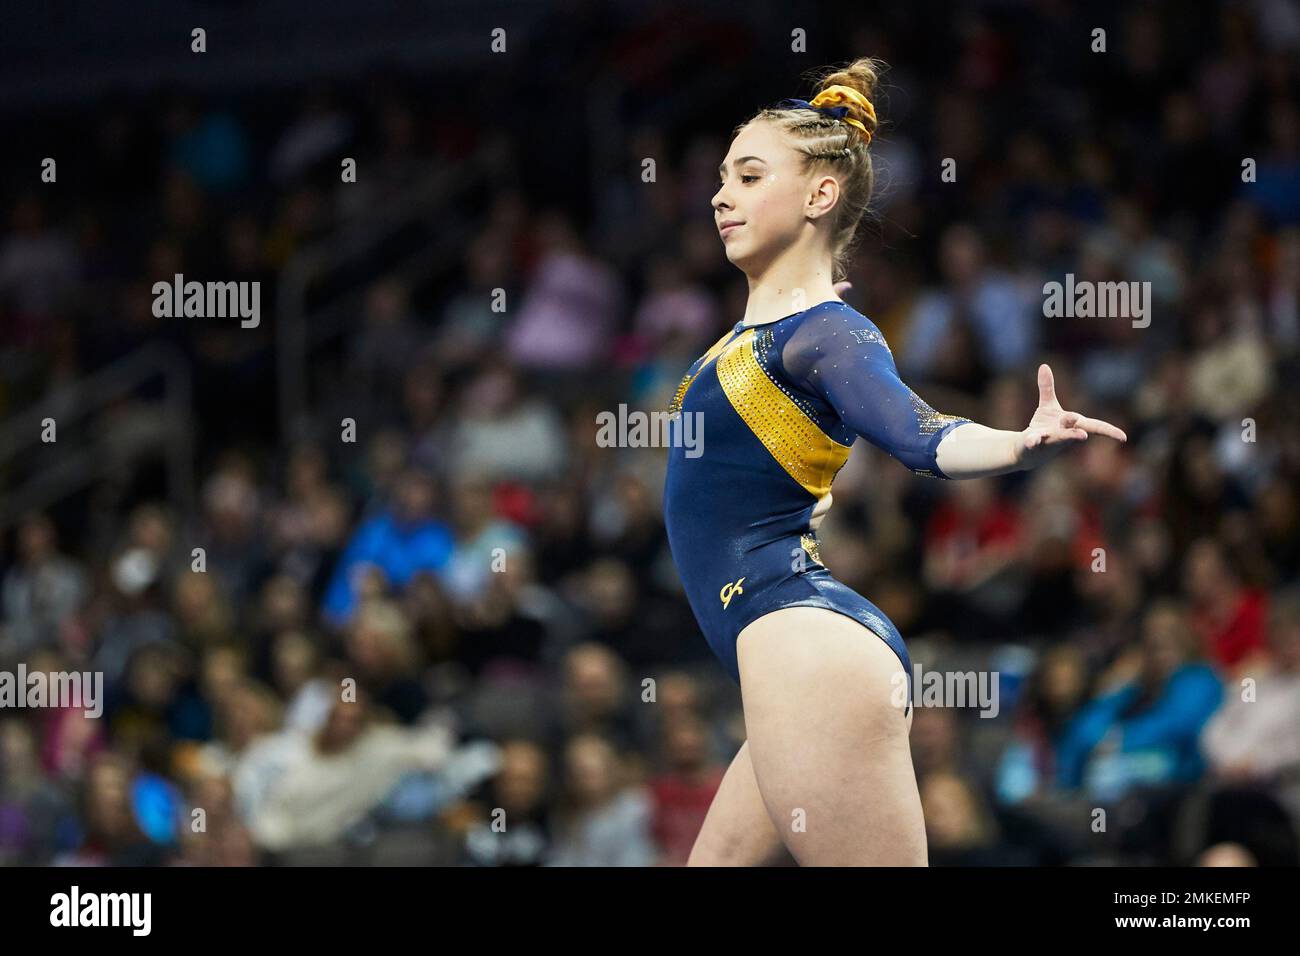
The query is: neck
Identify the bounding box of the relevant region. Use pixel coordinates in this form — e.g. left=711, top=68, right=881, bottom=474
left=741, top=241, right=839, bottom=326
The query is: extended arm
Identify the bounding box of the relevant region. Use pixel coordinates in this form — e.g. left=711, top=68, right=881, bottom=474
left=787, top=304, right=1126, bottom=480
left=785, top=308, right=973, bottom=477
left=936, top=363, right=1128, bottom=479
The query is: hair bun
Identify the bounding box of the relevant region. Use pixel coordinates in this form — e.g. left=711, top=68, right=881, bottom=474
left=814, top=57, right=883, bottom=143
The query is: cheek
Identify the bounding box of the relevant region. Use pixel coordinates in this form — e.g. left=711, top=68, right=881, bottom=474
left=755, top=178, right=802, bottom=235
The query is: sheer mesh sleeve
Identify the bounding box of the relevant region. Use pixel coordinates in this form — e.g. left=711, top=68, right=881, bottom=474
left=783, top=304, right=972, bottom=478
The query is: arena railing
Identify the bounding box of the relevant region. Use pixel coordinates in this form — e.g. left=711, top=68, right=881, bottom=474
left=276, top=141, right=501, bottom=442
left=0, top=342, right=193, bottom=531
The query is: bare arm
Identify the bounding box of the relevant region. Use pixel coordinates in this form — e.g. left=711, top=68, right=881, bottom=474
left=935, top=364, right=1127, bottom=479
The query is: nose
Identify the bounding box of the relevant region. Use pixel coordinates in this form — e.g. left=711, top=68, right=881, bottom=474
left=712, top=181, right=732, bottom=215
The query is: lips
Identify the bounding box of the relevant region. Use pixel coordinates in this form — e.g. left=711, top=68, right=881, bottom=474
left=719, top=221, right=744, bottom=238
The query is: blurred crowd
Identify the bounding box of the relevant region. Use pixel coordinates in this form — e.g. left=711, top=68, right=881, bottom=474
left=1, top=0, right=1299, bottom=865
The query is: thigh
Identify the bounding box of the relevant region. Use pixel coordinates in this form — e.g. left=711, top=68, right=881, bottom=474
left=737, top=606, right=926, bottom=866
left=688, top=740, right=795, bottom=866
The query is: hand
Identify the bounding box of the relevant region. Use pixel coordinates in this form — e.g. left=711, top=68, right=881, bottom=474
left=1016, top=364, right=1127, bottom=470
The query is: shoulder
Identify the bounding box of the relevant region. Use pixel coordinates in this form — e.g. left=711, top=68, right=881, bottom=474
left=779, top=301, right=894, bottom=366
left=795, top=301, right=890, bottom=346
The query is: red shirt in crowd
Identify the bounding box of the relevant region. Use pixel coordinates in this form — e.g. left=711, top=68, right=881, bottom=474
left=647, top=769, right=724, bottom=866
left=1196, top=587, right=1268, bottom=669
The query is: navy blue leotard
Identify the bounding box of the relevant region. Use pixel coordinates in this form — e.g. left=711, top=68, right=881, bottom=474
left=663, top=300, right=972, bottom=709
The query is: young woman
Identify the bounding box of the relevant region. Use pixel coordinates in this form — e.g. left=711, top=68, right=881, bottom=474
left=663, top=58, right=1127, bottom=866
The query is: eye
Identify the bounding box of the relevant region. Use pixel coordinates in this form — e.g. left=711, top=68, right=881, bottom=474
left=741, top=174, right=759, bottom=183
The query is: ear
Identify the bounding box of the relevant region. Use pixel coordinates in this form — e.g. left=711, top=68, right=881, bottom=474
left=808, top=174, right=840, bottom=219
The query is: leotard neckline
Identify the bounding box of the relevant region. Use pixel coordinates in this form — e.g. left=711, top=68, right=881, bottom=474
left=734, top=299, right=850, bottom=332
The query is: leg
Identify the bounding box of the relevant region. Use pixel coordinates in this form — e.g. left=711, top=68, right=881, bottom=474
left=737, top=606, right=926, bottom=866
left=688, top=741, right=795, bottom=866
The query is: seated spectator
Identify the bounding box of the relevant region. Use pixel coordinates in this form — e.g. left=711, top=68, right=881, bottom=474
left=1202, top=590, right=1300, bottom=824
left=647, top=713, right=724, bottom=866
left=195, top=678, right=283, bottom=779
left=321, top=467, right=455, bottom=627
left=995, top=644, right=1090, bottom=805
left=1184, top=538, right=1269, bottom=673
left=1056, top=600, right=1223, bottom=800
left=0, top=719, right=76, bottom=864
left=234, top=692, right=454, bottom=853
left=175, top=771, right=257, bottom=867
left=546, top=644, right=642, bottom=758
left=54, top=752, right=165, bottom=866
left=546, top=733, right=654, bottom=867
left=345, top=598, right=429, bottom=725
left=444, top=361, right=569, bottom=483
left=459, top=740, right=553, bottom=867
left=0, top=513, right=87, bottom=655
left=922, top=771, right=1026, bottom=866
left=922, top=478, right=1025, bottom=638
left=440, top=473, right=529, bottom=604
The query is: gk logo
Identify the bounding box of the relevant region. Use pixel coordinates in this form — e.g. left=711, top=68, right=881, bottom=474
left=720, top=577, right=745, bottom=609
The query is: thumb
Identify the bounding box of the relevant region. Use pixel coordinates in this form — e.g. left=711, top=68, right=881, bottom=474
left=1037, top=363, right=1058, bottom=407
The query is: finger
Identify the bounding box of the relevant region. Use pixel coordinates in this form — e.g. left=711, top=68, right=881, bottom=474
left=1037, top=363, right=1058, bottom=408
left=1072, top=416, right=1128, bottom=442
left=1040, top=426, right=1088, bottom=445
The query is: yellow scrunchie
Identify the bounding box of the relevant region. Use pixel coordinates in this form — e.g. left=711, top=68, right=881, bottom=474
left=809, top=85, right=876, bottom=143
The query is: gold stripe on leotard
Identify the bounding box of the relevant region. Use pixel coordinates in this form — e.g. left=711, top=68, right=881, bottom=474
left=799, top=533, right=823, bottom=565
left=716, top=329, right=852, bottom=498
left=668, top=329, right=738, bottom=417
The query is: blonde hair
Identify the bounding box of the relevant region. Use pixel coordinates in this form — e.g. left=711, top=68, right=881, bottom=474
left=742, top=57, right=885, bottom=282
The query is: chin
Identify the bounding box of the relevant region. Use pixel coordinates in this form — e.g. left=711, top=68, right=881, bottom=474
left=723, top=239, right=759, bottom=270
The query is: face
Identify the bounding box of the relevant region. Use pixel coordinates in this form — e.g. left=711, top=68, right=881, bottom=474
left=1183, top=539, right=1228, bottom=600
left=1142, top=606, right=1190, bottom=678
left=565, top=647, right=619, bottom=715
left=712, top=121, right=832, bottom=274
left=395, top=471, right=435, bottom=522
left=663, top=716, right=707, bottom=769
left=496, top=742, right=547, bottom=814
left=1041, top=649, right=1086, bottom=709
left=566, top=737, right=617, bottom=804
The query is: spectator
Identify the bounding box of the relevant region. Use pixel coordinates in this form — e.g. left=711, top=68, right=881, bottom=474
left=235, top=693, right=454, bottom=853
left=647, top=713, right=723, bottom=866
left=1184, top=538, right=1270, bottom=673
left=547, top=734, right=654, bottom=866
left=460, top=740, right=553, bottom=866
left=1202, top=590, right=1300, bottom=809
left=321, top=467, right=455, bottom=626
left=1056, top=601, right=1223, bottom=800
left=1, top=514, right=87, bottom=655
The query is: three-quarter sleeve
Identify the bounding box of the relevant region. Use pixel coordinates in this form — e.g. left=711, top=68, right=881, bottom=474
left=783, top=304, right=972, bottom=478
